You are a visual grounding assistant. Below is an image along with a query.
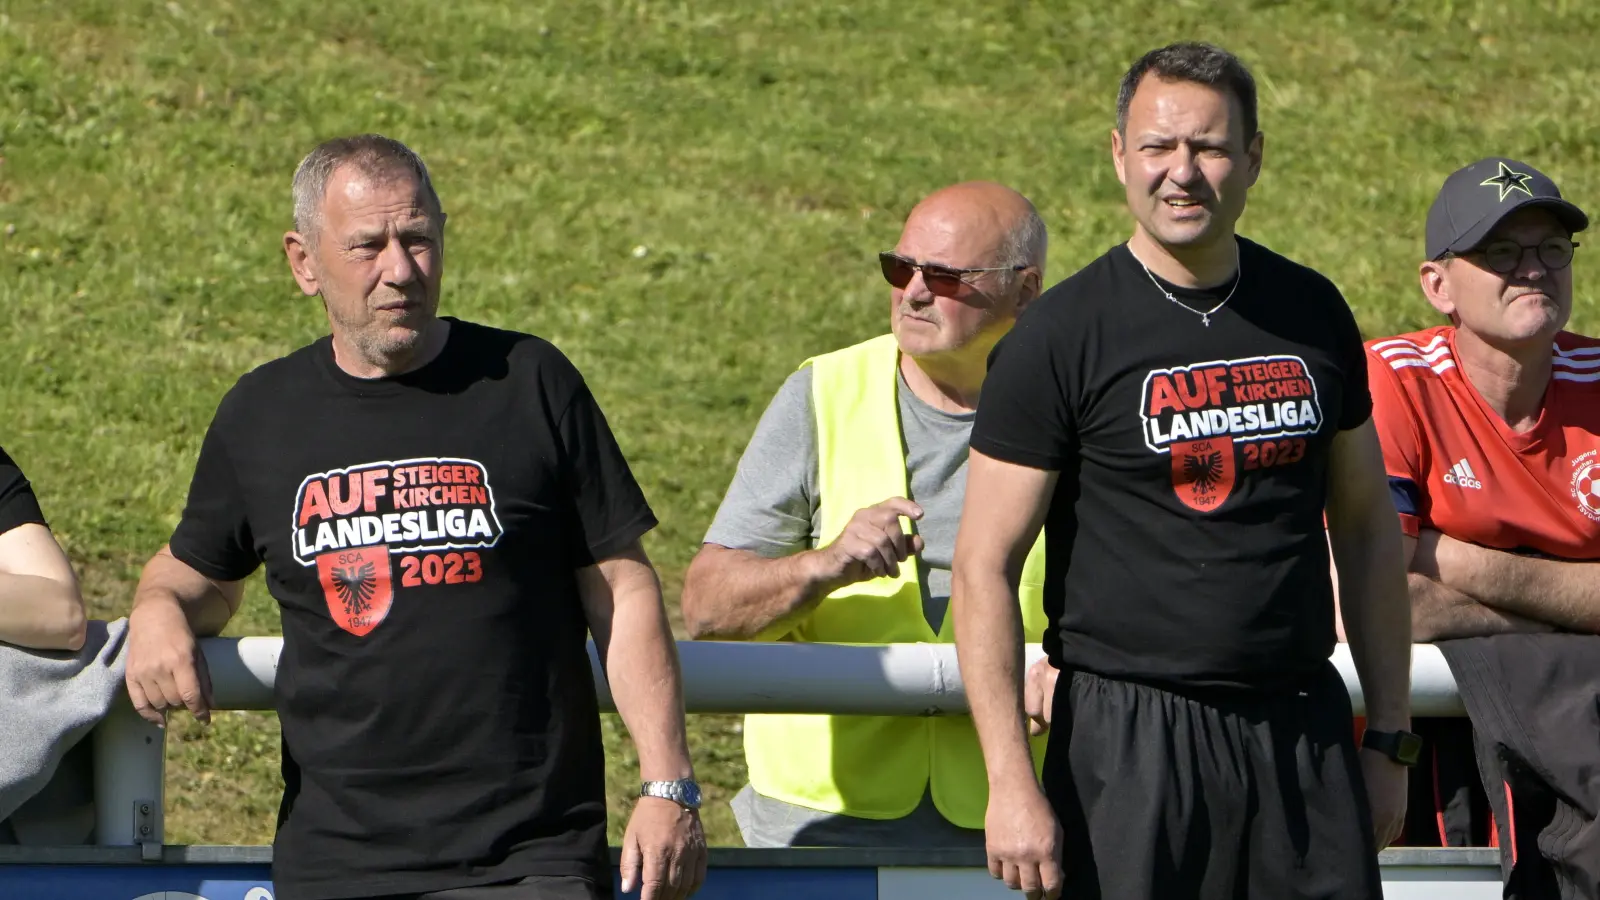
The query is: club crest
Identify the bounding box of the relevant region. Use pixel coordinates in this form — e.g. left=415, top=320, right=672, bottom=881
left=316, top=546, right=394, bottom=636
left=1171, top=437, right=1236, bottom=512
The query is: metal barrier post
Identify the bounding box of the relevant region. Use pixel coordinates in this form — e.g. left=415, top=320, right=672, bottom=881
left=91, top=693, right=164, bottom=857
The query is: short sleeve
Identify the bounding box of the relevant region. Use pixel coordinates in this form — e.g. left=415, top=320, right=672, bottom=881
left=1329, top=289, right=1372, bottom=431
left=703, top=368, right=819, bottom=557
left=556, top=378, right=658, bottom=567
left=970, top=311, right=1079, bottom=470
left=1364, top=348, right=1425, bottom=538
left=0, top=447, right=47, bottom=535
left=169, top=404, right=261, bottom=581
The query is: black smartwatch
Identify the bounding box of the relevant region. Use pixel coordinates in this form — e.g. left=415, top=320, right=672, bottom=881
left=1361, top=729, right=1423, bottom=767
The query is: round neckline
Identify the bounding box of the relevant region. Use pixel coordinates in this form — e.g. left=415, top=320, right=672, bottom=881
left=895, top=366, right=977, bottom=424
left=1121, top=241, right=1245, bottom=312
left=315, top=318, right=460, bottom=396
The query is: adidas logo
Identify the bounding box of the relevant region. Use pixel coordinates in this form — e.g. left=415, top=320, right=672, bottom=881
left=1442, top=458, right=1483, bottom=490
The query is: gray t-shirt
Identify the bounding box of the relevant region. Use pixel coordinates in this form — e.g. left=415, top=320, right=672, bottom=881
left=704, top=365, right=974, bottom=631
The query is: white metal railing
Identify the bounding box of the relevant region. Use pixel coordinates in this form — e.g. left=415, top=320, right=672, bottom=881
left=91, top=640, right=1463, bottom=848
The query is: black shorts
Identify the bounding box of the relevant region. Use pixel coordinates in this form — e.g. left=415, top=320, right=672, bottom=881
left=1043, top=662, right=1382, bottom=900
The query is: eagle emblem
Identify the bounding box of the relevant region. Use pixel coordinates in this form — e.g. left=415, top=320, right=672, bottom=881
left=315, top=547, right=394, bottom=637
left=331, top=562, right=376, bottom=616
left=1184, top=450, right=1225, bottom=495
left=1170, top=437, right=1235, bottom=512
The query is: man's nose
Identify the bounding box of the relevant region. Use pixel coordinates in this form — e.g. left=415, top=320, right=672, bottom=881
left=1168, top=147, right=1200, bottom=188
left=380, top=239, right=420, bottom=286
left=902, top=268, right=935, bottom=303
left=1511, top=247, right=1548, bottom=282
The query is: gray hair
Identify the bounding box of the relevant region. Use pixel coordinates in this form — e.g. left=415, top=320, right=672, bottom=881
left=999, top=201, right=1049, bottom=280
left=291, top=134, right=441, bottom=240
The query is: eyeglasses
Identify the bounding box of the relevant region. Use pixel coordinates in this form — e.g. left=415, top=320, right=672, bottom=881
left=879, top=251, right=1025, bottom=297
left=1449, top=236, right=1580, bottom=274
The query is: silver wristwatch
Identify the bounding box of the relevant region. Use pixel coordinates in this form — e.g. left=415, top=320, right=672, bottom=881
left=639, top=778, right=702, bottom=810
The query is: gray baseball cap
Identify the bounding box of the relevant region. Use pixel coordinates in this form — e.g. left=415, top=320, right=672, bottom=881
left=1425, top=157, right=1588, bottom=260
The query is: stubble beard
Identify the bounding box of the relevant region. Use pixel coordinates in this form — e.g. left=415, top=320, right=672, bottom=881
left=327, top=299, right=434, bottom=372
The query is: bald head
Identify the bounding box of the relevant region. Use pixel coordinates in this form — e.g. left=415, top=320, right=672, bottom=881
left=888, top=182, right=1048, bottom=374
left=903, top=181, right=1048, bottom=278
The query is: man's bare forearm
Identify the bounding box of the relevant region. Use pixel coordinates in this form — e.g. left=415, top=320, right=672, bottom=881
left=0, top=522, right=87, bottom=650
left=587, top=555, right=694, bottom=781
left=0, top=573, right=86, bottom=650
left=1434, top=540, right=1600, bottom=634
left=1409, top=573, right=1555, bottom=641
left=1335, top=527, right=1412, bottom=730
left=680, top=544, right=834, bottom=641
left=951, top=567, right=1036, bottom=790
left=132, top=547, right=240, bottom=638
left=1325, top=424, right=1412, bottom=731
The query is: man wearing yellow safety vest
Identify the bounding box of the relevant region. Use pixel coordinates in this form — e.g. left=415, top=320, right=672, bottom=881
left=680, top=182, right=1050, bottom=847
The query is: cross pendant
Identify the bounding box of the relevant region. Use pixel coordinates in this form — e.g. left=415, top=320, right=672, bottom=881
left=1201, top=314, right=1211, bottom=326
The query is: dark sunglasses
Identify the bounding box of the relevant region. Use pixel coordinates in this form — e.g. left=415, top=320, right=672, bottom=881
left=1448, top=236, right=1580, bottom=274
left=879, top=251, right=1025, bottom=297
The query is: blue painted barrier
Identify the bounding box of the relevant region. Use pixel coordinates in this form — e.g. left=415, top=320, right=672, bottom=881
left=0, top=846, right=1502, bottom=899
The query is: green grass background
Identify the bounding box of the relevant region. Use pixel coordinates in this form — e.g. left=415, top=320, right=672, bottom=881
left=1, top=0, right=1596, bottom=846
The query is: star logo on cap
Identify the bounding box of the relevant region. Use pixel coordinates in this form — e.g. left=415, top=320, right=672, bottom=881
left=1479, top=161, right=1535, bottom=202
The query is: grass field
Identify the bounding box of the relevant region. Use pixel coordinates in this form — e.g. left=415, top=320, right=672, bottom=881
left=2, top=0, right=1597, bottom=847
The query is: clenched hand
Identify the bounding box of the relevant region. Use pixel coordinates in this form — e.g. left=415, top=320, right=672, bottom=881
left=814, top=497, right=925, bottom=586
left=620, top=796, right=707, bottom=899
left=1023, top=656, right=1060, bottom=737
left=1360, top=749, right=1408, bottom=850
left=986, top=781, right=1064, bottom=900
left=125, top=597, right=213, bottom=726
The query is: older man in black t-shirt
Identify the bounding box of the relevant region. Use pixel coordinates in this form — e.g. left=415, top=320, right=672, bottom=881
left=950, top=45, right=1415, bottom=900
left=124, top=135, right=705, bottom=900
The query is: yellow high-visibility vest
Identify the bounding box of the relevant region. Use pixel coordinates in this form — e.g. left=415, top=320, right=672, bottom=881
left=743, top=333, right=1049, bottom=828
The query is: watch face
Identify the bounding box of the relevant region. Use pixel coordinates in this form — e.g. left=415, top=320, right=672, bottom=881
left=681, top=781, right=702, bottom=808
left=1397, top=732, right=1424, bottom=766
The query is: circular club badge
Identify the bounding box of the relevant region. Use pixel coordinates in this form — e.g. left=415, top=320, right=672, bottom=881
left=1571, top=452, right=1600, bottom=523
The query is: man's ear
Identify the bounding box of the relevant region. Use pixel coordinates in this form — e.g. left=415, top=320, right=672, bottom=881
left=1015, top=268, right=1044, bottom=312
left=1110, top=127, right=1128, bottom=187
left=1419, top=260, right=1456, bottom=320
left=284, top=232, right=320, bottom=297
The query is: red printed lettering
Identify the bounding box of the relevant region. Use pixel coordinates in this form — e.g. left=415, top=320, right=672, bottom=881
left=1201, top=367, right=1230, bottom=406
left=328, top=474, right=361, bottom=516
left=1173, top=371, right=1209, bottom=409
left=399, top=551, right=485, bottom=587
left=299, top=481, right=331, bottom=526
left=1149, top=375, right=1186, bottom=416
left=361, top=469, right=389, bottom=513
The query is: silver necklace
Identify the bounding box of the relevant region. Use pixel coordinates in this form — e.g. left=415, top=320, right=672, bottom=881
left=1135, top=244, right=1242, bottom=327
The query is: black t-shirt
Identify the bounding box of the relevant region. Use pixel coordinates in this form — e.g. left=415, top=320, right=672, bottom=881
left=971, top=238, right=1370, bottom=692
left=169, top=319, right=656, bottom=900
left=0, top=447, right=46, bottom=535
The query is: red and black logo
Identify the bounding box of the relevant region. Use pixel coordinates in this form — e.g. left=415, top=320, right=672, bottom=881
left=316, top=546, right=394, bottom=637
left=1140, top=356, right=1323, bottom=513
left=291, top=458, right=502, bottom=635
left=1170, top=437, right=1236, bottom=512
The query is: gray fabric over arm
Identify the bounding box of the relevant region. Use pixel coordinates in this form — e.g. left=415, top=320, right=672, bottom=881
left=704, top=368, right=821, bottom=557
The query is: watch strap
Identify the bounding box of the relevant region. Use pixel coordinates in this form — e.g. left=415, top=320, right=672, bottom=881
left=639, top=778, right=702, bottom=809
left=1361, top=729, right=1422, bottom=767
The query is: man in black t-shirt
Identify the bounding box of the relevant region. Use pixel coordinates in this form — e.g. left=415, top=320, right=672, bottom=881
left=950, top=44, right=1415, bottom=899
left=124, top=135, right=706, bottom=900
